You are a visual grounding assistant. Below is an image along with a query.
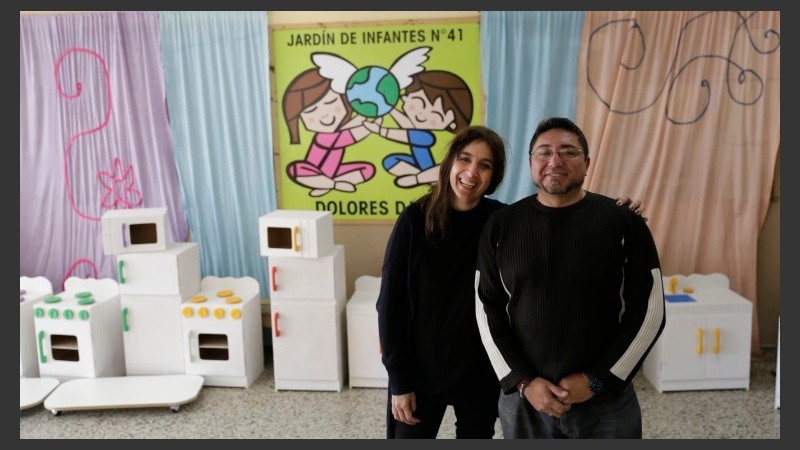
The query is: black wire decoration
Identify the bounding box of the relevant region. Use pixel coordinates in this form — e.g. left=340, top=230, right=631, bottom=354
left=586, top=11, right=780, bottom=125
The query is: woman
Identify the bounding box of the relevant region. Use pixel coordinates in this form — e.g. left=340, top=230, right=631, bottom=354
left=377, top=125, right=507, bottom=438
left=376, top=125, right=645, bottom=439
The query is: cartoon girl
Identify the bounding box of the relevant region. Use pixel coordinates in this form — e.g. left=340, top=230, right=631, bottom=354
left=363, top=70, right=473, bottom=188
left=283, top=68, right=378, bottom=197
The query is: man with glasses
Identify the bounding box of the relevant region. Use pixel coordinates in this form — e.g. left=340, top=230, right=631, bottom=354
left=474, top=117, right=666, bottom=439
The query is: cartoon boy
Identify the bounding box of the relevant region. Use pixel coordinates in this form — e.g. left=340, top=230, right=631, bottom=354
left=363, top=70, right=473, bottom=188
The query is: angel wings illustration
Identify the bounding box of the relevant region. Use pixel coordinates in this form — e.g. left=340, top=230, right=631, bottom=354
left=311, top=46, right=431, bottom=95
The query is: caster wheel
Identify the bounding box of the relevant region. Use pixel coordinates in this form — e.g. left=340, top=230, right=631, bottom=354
left=170, top=406, right=180, bottom=413
left=51, top=410, right=61, bottom=416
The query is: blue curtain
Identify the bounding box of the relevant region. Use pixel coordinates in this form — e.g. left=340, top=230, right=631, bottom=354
left=480, top=11, right=585, bottom=204
left=159, top=11, right=277, bottom=297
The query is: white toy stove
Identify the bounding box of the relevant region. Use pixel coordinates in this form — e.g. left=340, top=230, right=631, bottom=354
left=181, top=276, right=264, bottom=388
left=33, top=277, right=124, bottom=381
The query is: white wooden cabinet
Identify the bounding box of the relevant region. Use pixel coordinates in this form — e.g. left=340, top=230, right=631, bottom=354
left=642, top=274, right=752, bottom=392
left=260, top=210, right=346, bottom=392
left=121, top=295, right=185, bottom=375
left=267, top=245, right=345, bottom=301
left=116, top=242, right=200, bottom=297
left=115, top=239, right=200, bottom=375
left=270, top=299, right=346, bottom=392
left=346, top=276, right=387, bottom=388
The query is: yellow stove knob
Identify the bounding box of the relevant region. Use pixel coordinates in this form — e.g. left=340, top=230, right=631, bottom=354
left=231, top=309, right=242, bottom=319
left=213, top=308, right=225, bottom=319
left=182, top=307, right=193, bottom=318
left=198, top=307, right=209, bottom=318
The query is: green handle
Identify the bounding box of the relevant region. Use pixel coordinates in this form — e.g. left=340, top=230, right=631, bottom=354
left=122, top=307, right=129, bottom=332
left=37, top=330, right=47, bottom=363
left=117, top=260, right=125, bottom=284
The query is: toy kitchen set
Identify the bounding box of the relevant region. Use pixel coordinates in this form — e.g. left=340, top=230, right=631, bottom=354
left=20, top=206, right=265, bottom=413
left=103, top=207, right=196, bottom=377
left=259, top=209, right=347, bottom=392
left=101, top=206, right=263, bottom=387
left=642, top=273, right=753, bottom=393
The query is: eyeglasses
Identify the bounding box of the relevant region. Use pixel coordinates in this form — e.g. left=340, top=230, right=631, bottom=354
left=530, top=148, right=585, bottom=160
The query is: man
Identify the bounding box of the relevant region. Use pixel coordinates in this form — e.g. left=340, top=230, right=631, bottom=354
left=474, top=117, right=666, bottom=439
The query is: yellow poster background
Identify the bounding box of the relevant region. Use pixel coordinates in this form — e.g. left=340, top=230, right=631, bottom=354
left=271, top=20, right=481, bottom=222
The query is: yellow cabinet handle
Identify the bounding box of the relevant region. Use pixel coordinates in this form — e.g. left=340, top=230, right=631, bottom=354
left=696, top=328, right=704, bottom=354
left=669, top=277, right=678, bottom=294
left=292, top=226, right=300, bottom=252
left=713, top=327, right=721, bottom=353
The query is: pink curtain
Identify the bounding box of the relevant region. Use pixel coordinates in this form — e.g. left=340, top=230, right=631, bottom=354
left=20, top=12, right=188, bottom=290
left=577, top=11, right=780, bottom=353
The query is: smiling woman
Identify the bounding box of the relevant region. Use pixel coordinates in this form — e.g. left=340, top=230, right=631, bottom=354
left=376, top=125, right=507, bottom=438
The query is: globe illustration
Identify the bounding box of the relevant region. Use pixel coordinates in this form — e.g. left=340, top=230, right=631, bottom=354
left=345, top=66, right=400, bottom=118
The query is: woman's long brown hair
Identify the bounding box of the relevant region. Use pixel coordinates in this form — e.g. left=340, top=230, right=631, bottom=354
left=419, top=125, right=506, bottom=243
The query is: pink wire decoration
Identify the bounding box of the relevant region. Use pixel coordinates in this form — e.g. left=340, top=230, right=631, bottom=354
left=61, top=258, right=100, bottom=291
left=54, top=47, right=114, bottom=222
left=98, top=157, right=144, bottom=209
left=54, top=47, right=143, bottom=286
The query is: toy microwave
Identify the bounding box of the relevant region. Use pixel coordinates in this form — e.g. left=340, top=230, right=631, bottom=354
left=258, top=210, right=334, bottom=258
left=101, top=207, right=169, bottom=255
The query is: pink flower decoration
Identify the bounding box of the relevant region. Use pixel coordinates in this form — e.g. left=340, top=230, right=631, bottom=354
left=98, top=157, right=144, bottom=210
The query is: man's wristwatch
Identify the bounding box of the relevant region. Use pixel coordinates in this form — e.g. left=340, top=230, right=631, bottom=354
left=587, top=373, right=605, bottom=394
left=517, top=379, right=530, bottom=398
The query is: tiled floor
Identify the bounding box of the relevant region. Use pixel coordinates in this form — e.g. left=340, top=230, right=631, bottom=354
left=20, top=349, right=779, bottom=439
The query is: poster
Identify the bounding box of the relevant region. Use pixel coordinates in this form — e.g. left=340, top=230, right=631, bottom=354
left=271, top=20, right=481, bottom=222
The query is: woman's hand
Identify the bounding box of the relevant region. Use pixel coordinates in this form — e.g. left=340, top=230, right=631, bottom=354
left=616, top=196, right=648, bottom=222
left=391, top=392, right=421, bottom=425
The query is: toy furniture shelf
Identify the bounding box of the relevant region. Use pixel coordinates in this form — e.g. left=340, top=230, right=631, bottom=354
left=642, top=273, right=752, bottom=392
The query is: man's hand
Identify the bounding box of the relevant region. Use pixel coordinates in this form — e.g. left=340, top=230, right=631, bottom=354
left=522, top=377, right=571, bottom=419
left=557, top=372, right=595, bottom=406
